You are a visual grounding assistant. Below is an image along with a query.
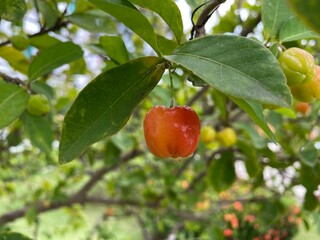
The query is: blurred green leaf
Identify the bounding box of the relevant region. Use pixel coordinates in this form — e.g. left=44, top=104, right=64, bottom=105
left=165, top=35, right=292, bottom=108
left=234, top=122, right=268, bottom=149
left=0, top=0, right=26, bottom=23
left=59, top=57, right=165, bottom=163
left=288, top=0, right=320, bottom=34
left=230, top=97, right=276, bottom=142
left=29, top=34, right=61, bottom=50
left=303, top=190, right=318, bottom=211
left=262, top=0, right=293, bottom=40
left=67, top=10, right=117, bottom=33
left=279, top=16, right=320, bottom=42
left=0, top=46, right=29, bottom=74
left=29, top=42, right=83, bottom=80
left=35, top=0, right=58, bottom=28
left=299, top=144, right=318, bottom=168
left=104, top=140, right=121, bottom=167
left=207, top=150, right=235, bottom=192
left=0, top=81, right=29, bottom=129
left=130, top=0, right=183, bottom=43
left=100, top=35, right=129, bottom=64
left=0, top=232, right=32, bottom=240
left=300, top=164, right=320, bottom=191
left=89, top=0, right=161, bottom=55
left=22, top=112, right=54, bottom=155
left=237, top=140, right=260, bottom=178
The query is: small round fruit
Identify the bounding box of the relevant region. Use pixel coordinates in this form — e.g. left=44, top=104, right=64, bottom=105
left=27, top=94, right=50, bottom=116
left=295, top=102, right=311, bottom=116
left=11, top=34, right=30, bottom=51
left=278, top=47, right=316, bottom=86
left=217, top=127, right=237, bottom=147
left=200, top=125, right=216, bottom=144
left=143, top=105, right=200, bottom=159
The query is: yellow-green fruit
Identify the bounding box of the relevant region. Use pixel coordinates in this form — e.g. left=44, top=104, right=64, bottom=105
left=278, top=47, right=316, bottom=86
left=200, top=126, right=216, bottom=144
left=217, top=127, right=237, bottom=147
left=290, top=66, right=320, bottom=102
left=11, top=34, right=30, bottom=51
left=27, top=94, right=50, bottom=116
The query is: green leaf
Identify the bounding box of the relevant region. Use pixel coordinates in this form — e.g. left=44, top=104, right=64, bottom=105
left=279, top=16, right=320, bottom=42
left=67, top=10, right=117, bottom=33
left=207, top=150, right=236, bottom=192
left=30, top=34, right=61, bottom=50
left=0, top=46, right=29, bottom=74
left=130, top=0, right=183, bottom=43
left=288, top=0, right=320, bottom=34
left=89, top=0, right=161, bottom=55
left=0, top=81, right=29, bottom=129
left=299, top=144, right=318, bottom=168
left=300, top=164, right=320, bottom=191
left=262, top=0, right=293, bottom=40
left=234, top=122, right=268, bottom=149
left=237, top=140, right=260, bottom=178
left=99, top=35, right=129, bottom=64
left=35, top=0, right=58, bottom=28
left=156, top=35, right=178, bottom=56
left=22, top=112, right=54, bottom=154
left=28, top=42, right=83, bottom=80
left=303, top=190, right=318, bottom=211
left=0, top=232, right=32, bottom=240
left=229, top=97, right=276, bottom=142
left=59, top=57, right=165, bottom=163
left=0, top=0, right=26, bottom=23
left=165, top=35, right=292, bottom=108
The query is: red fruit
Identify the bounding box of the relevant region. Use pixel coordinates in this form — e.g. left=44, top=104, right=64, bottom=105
left=295, top=102, right=310, bottom=115
left=143, top=105, right=200, bottom=159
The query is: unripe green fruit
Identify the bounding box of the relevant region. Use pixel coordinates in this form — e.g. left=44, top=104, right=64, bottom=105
left=11, top=34, right=30, bottom=51
left=27, top=94, right=50, bottom=116
left=278, top=47, right=316, bottom=86
left=200, top=126, right=216, bottom=144
left=217, top=127, right=237, bottom=147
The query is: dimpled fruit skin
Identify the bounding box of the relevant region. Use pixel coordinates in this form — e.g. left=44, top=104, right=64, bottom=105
left=290, top=66, right=320, bottom=102
left=279, top=47, right=316, bottom=86
left=143, top=105, right=200, bottom=159
left=27, top=94, right=50, bottom=116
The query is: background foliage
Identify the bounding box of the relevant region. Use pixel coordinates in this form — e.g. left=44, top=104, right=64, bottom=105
left=1, top=0, right=320, bottom=239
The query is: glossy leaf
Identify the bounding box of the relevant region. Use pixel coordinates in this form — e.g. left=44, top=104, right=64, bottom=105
left=0, top=81, right=29, bottom=129
left=0, top=0, right=26, bottom=22
left=59, top=57, right=165, bottom=163
left=156, top=35, right=178, bottom=56
left=100, top=35, right=129, bottom=64
left=67, top=10, right=117, bottom=33
left=0, top=46, right=29, bottom=74
left=89, top=0, right=160, bottom=55
left=0, top=232, right=32, bottom=240
left=288, top=0, right=320, bottom=34
left=165, top=35, right=292, bottom=108
left=230, top=97, right=276, bottom=142
left=130, top=0, right=183, bottom=43
left=279, top=16, right=320, bottom=42
left=262, top=0, right=293, bottom=40
left=22, top=112, right=54, bottom=154
left=207, top=150, right=235, bottom=192
left=28, top=42, right=83, bottom=80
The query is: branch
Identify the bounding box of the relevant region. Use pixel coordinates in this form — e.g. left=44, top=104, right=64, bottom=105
left=0, top=72, right=28, bottom=87
left=190, top=0, right=227, bottom=39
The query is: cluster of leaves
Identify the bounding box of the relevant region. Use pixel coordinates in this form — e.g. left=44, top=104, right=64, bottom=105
left=0, top=0, right=320, bottom=239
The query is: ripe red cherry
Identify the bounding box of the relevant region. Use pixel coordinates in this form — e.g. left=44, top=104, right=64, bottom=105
left=143, top=105, right=200, bottom=159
